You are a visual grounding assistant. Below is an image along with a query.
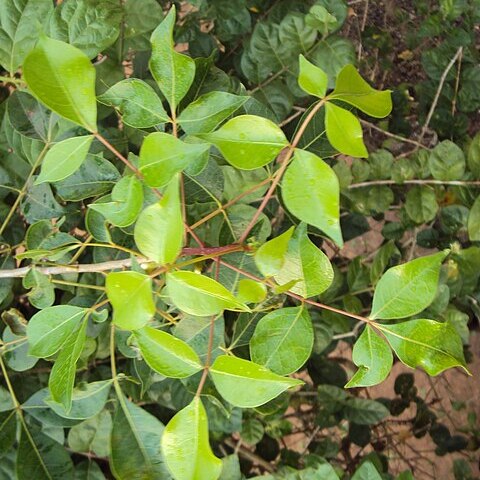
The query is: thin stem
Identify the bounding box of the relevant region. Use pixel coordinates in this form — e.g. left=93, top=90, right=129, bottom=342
left=238, top=99, right=327, bottom=243
left=196, top=314, right=217, bottom=397
left=0, top=354, right=21, bottom=410
left=93, top=132, right=140, bottom=175
left=348, top=179, right=480, bottom=189
left=51, top=279, right=105, bottom=291
left=110, top=323, right=121, bottom=395
left=360, top=119, right=428, bottom=149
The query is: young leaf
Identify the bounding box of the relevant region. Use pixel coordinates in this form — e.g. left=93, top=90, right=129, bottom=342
left=325, top=102, right=368, bottom=158
left=46, top=380, right=112, bottom=420
left=330, top=64, right=393, bottom=118
left=345, top=325, right=393, bottom=388
left=255, top=226, right=294, bottom=277
left=27, top=305, right=87, bottom=358
left=209, top=355, right=303, bottom=408
left=111, top=395, right=170, bottom=479
left=17, top=424, right=74, bottom=480
left=35, top=135, right=94, bottom=184
left=48, top=318, right=88, bottom=411
left=106, top=271, right=155, bottom=330
left=198, top=115, right=289, bottom=170
left=250, top=306, right=314, bottom=375
left=149, top=6, right=195, bottom=109
left=370, top=250, right=449, bottom=320
left=298, top=54, right=328, bottom=98
left=166, top=271, right=249, bottom=316
left=134, top=176, right=183, bottom=265
left=139, top=132, right=210, bottom=188
left=378, top=319, right=469, bottom=376
left=134, top=326, right=203, bottom=378
left=162, top=397, right=222, bottom=480
left=236, top=279, right=267, bottom=304
left=88, top=176, right=143, bottom=227
left=274, top=223, right=334, bottom=298
left=468, top=195, right=480, bottom=241
left=97, top=78, right=170, bottom=128
left=23, top=36, right=97, bottom=132
left=178, top=91, right=248, bottom=135
left=282, top=149, right=343, bottom=246
left=0, top=0, right=53, bottom=73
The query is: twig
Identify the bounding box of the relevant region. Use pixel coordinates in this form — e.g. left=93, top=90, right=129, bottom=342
left=224, top=438, right=274, bottom=473
left=348, top=179, right=480, bottom=189
left=360, top=120, right=428, bottom=149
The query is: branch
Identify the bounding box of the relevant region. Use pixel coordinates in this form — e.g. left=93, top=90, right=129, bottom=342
left=348, top=179, right=480, bottom=189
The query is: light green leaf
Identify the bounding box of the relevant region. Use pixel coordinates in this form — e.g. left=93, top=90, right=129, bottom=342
left=23, top=35, right=97, bottom=131
left=47, top=380, right=112, bottom=420
left=325, top=102, right=368, bottom=158
left=405, top=185, right=438, bottom=224
left=330, top=64, right=392, bottom=118
left=282, top=149, right=343, bottom=246
left=298, top=54, right=328, bottom=98
left=428, top=140, right=466, bottom=181
left=378, top=319, right=469, bottom=376
left=134, top=176, right=183, bottom=265
left=134, top=326, right=202, bottom=378
left=149, top=6, right=195, bottom=109
left=352, top=461, right=382, bottom=480
left=139, top=132, right=210, bottom=188
left=110, top=395, right=170, bottom=479
left=162, top=397, right=222, bottom=480
left=198, top=115, right=289, bottom=170
left=35, top=135, right=93, bottom=184
left=178, top=91, right=248, bottom=135
left=88, top=176, right=143, bottom=227
left=98, top=78, right=170, bottom=128
left=255, top=227, right=294, bottom=277
left=250, top=306, right=313, bottom=375
left=48, top=318, right=88, bottom=411
left=274, top=223, right=334, bottom=298
left=17, top=424, right=74, bottom=480
left=210, top=355, right=303, bottom=408
left=468, top=195, right=480, bottom=241
left=106, top=271, right=155, bottom=330
left=345, top=325, right=393, bottom=388
left=166, top=271, right=249, bottom=316
left=27, top=305, right=87, bottom=358
left=0, top=0, right=53, bottom=73
left=370, top=251, right=449, bottom=320
left=236, top=279, right=267, bottom=304
left=46, top=0, right=122, bottom=59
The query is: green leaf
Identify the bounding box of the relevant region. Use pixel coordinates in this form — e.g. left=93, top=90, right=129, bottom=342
left=27, top=305, right=87, bottom=358
left=345, top=325, right=393, bottom=388
left=468, top=195, right=480, bottom=241
left=467, top=132, right=480, bottom=177
left=46, top=0, right=122, bottom=59
left=35, top=135, right=94, bottom=184
left=298, top=54, right=328, bottom=98
left=178, top=91, right=248, bottom=135
left=23, top=269, right=55, bottom=309
left=2, top=327, right=37, bottom=372
left=149, top=6, right=195, bottom=110
left=162, top=397, right=222, bottom=480
left=198, top=115, right=289, bottom=170
left=98, top=78, right=170, bottom=128
left=110, top=395, right=170, bottom=480
left=343, top=397, right=390, bottom=425
left=17, top=424, right=74, bottom=480
left=250, top=306, right=314, bottom=375
left=166, top=271, right=249, bottom=316
left=255, top=227, right=294, bottom=277
left=47, top=380, right=112, bottom=420
left=405, top=186, right=438, bottom=224
left=282, top=149, right=342, bottom=246
left=23, top=36, right=97, bottom=131
left=139, top=132, right=210, bottom=188
left=428, top=140, right=466, bottom=181
left=352, top=461, right=382, bottom=480
left=0, top=410, right=16, bottom=455
left=210, top=355, right=303, bottom=408
left=236, top=279, right=267, bottom=304
left=325, top=102, right=368, bottom=158
left=134, top=326, right=203, bottom=378
left=274, top=223, right=334, bottom=298
left=378, top=319, right=469, bottom=376
left=370, top=251, right=449, bottom=320
left=134, top=176, right=183, bottom=265
left=68, top=411, right=112, bottom=458
left=330, top=64, right=393, bottom=118
left=48, top=318, right=88, bottom=411
left=0, top=0, right=53, bottom=73
left=106, top=271, right=155, bottom=330
left=88, top=176, right=143, bottom=227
